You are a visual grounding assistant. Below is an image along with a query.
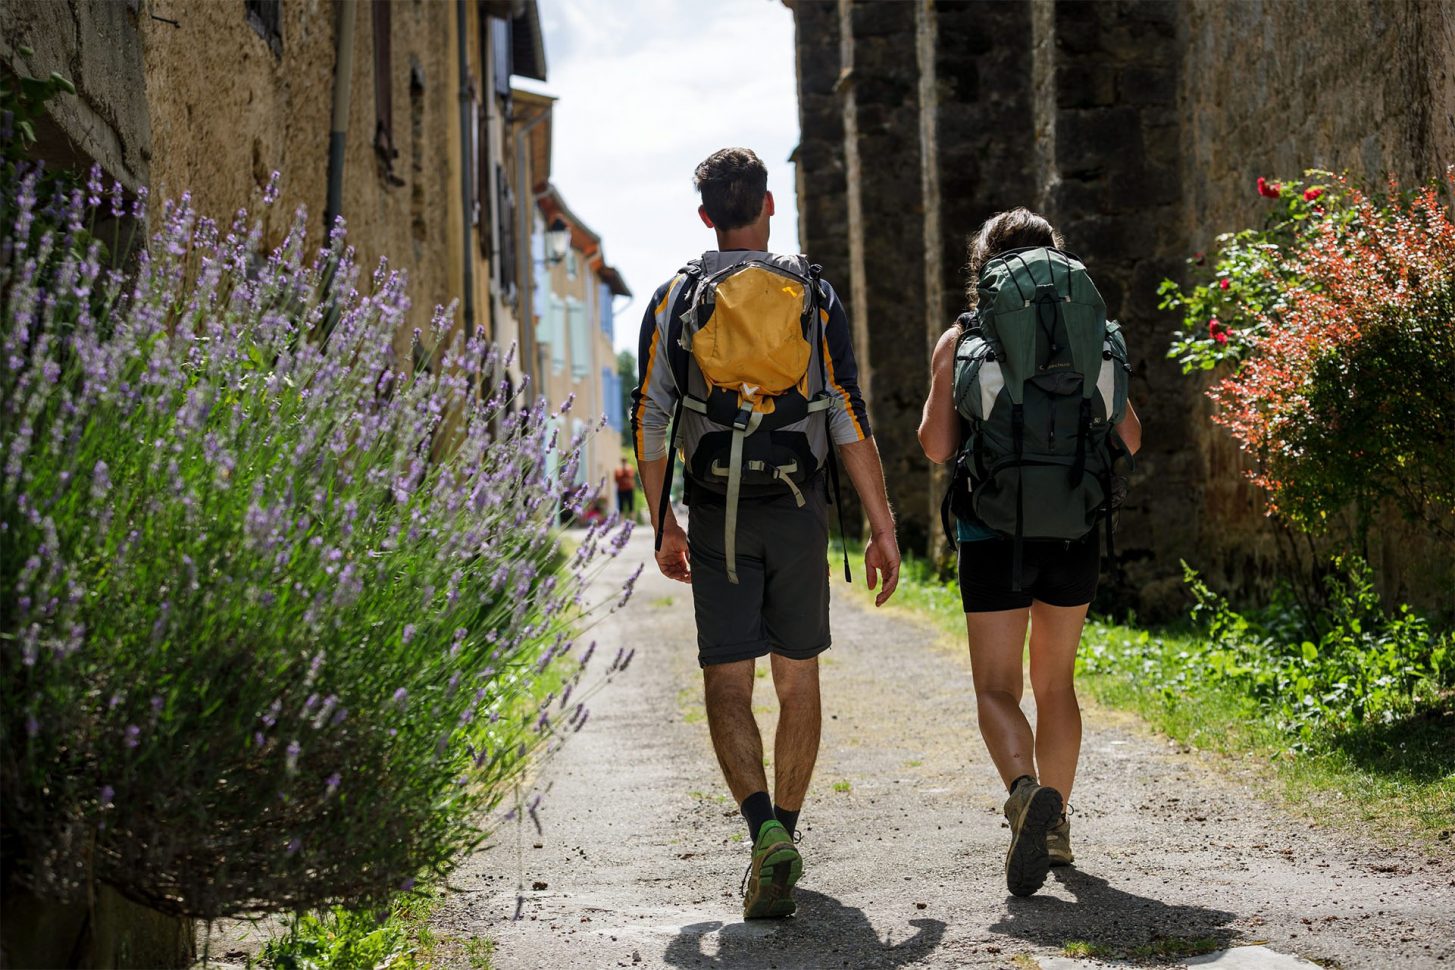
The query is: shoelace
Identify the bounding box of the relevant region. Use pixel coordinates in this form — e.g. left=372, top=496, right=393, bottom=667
left=739, top=861, right=753, bottom=898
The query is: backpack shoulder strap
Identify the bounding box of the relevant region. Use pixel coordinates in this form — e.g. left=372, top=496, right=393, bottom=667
left=809, top=265, right=851, bottom=583
left=654, top=263, right=701, bottom=554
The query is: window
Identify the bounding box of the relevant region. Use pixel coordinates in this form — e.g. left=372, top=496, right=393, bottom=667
left=540, top=294, right=565, bottom=375
left=245, top=0, right=282, bottom=58
left=409, top=60, right=426, bottom=244
left=373, top=0, right=402, bottom=186
left=599, top=281, right=614, bottom=340
left=568, top=297, right=590, bottom=379
left=491, top=17, right=513, bottom=98
left=603, top=366, right=621, bottom=432
left=495, top=164, right=516, bottom=303
left=566, top=248, right=578, bottom=280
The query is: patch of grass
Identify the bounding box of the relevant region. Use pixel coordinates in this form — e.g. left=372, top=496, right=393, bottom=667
left=755, top=665, right=769, bottom=679
left=651, top=595, right=675, bottom=608
left=1079, top=623, right=1455, bottom=845
left=905, top=759, right=923, bottom=768
left=832, top=780, right=852, bottom=793
left=834, top=540, right=1455, bottom=850
left=1127, top=935, right=1222, bottom=960
left=682, top=709, right=706, bottom=725
left=1062, top=940, right=1113, bottom=959
left=1010, top=954, right=1041, bottom=970
left=262, top=890, right=444, bottom=969
left=465, top=936, right=496, bottom=970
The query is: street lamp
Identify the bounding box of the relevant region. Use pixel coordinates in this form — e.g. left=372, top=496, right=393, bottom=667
left=545, top=217, right=570, bottom=265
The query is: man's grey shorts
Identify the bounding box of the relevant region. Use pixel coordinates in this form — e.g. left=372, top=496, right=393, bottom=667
left=687, top=482, right=832, bottom=667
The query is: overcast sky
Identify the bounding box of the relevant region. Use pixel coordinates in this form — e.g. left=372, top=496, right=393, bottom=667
left=516, top=0, right=801, bottom=355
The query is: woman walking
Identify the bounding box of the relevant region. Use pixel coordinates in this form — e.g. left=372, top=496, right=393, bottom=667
left=918, top=208, right=1141, bottom=897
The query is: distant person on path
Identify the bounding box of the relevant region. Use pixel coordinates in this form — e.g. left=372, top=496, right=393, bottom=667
left=632, top=147, right=901, bottom=919
left=918, top=209, right=1142, bottom=897
left=614, top=458, right=637, bottom=516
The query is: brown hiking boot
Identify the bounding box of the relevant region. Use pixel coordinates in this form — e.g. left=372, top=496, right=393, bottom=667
left=1002, top=776, right=1062, bottom=897
left=1048, top=813, right=1074, bottom=867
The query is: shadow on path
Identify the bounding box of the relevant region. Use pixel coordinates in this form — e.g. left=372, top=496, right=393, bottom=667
left=662, top=890, right=946, bottom=969
left=991, top=867, right=1240, bottom=953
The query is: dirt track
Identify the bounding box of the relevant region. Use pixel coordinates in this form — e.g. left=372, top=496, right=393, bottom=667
left=430, top=530, right=1455, bottom=968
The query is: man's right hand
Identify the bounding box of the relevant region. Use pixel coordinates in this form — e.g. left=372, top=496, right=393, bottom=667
left=655, top=520, right=692, bottom=584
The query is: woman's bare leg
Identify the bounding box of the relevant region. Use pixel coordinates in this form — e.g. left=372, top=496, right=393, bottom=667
left=966, top=607, right=1033, bottom=791
left=1026, top=599, right=1090, bottom=805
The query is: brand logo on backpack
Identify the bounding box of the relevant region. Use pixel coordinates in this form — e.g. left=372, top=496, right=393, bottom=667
left=944, top=247, right=1135, bottom=590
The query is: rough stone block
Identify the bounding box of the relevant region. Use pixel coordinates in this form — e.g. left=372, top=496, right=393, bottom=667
left=1057, top=63, right=1117, bottom=108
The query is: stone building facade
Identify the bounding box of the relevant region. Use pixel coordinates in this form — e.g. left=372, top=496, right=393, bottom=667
left=791, top=0, right=1455, bottom=614
left=1, top=0, right=565, bottom=393
left=536, top=184, right=632, bottom=500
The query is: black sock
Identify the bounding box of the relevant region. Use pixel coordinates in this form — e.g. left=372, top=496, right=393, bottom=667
left=775, top=805, right=800, bottom=837
left=741, top=791, right=774, bottom=841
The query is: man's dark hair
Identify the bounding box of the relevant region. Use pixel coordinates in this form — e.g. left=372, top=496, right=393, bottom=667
left=694, top=148, right=769, bottom=230
left=965, top=208, right=1065, bottom=304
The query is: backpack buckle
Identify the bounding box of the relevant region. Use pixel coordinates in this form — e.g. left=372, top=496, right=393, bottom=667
left=732, top=405, right=753, bottom=431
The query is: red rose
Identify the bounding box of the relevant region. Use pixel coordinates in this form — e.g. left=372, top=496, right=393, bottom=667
left=1257, top=176, right=1282, bottom=199
left=1219, top=278, right=1230, bottom=290
left=1303, top=187, right=1323, bottom=202
left=1209, top=317, right=1229, bottom=345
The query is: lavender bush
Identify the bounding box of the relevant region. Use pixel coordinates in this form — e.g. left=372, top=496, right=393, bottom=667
left=0, top=168, right=636, bottom=918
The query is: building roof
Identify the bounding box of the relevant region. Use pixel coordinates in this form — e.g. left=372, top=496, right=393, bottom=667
left=538, top=183, right=632, bottom=298
left=512, top=88, right=554, bottom=187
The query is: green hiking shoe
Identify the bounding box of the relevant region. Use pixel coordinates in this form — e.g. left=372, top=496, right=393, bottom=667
left=1048, top=813, right=1074, bottom=867
left=1002, top=777, right=1062, bottom=897
left=742, top=820, right=802, bottom=919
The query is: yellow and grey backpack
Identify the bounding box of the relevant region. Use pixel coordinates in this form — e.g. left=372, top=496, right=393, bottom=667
left=654, top=251, right=849, bottom=584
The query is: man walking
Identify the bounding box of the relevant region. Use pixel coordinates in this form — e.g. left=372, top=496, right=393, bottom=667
left=631, top=147, right=900, bottom=919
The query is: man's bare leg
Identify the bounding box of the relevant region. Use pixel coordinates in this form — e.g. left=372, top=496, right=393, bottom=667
left=769, top=654, right=821, bottom=826
left=703, top=659, right=768, bottom=802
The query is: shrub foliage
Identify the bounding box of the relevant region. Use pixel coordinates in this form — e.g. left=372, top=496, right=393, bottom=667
left=0, top=169, right=637, bottom=918
left=1161, top=172, right=1455, bottom=543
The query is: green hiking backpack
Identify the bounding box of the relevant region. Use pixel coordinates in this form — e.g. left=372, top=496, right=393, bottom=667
left=943, top=247, right=1133, bottom=590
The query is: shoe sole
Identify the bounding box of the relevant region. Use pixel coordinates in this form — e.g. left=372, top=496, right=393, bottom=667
left=743, top=843, right=802, bottom=919
left=1006, top=786, right=1062, bottom=897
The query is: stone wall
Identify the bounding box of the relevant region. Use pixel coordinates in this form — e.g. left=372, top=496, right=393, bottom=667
left=791, top=0, right=1455, bottom=614
left=1, top=0, right=151, bottom=190
left=140, top=0, right=469, bottom=358
left=1175, top=0, right=1455, bottom=610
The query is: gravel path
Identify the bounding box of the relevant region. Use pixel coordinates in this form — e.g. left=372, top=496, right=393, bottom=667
left=431, top=531, right=1455, bottom=968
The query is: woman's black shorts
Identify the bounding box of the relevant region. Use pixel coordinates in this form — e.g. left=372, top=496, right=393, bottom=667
left=957, top=532, right=1100, bottom=613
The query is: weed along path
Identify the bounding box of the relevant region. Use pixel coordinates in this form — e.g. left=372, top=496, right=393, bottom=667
left=432, top=530, right=1455, bottom=969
